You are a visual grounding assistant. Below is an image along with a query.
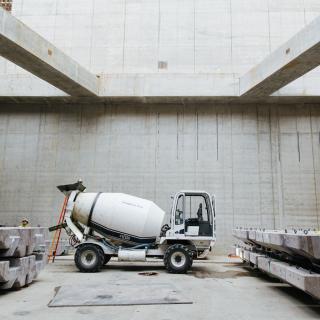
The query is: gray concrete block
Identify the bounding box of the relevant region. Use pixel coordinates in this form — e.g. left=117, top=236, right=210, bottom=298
left=265, top=231, right=284, bottom=248
left=269, top=260, right=287, bottom=280
left=243, top=249, right=250, bottom=262
left=249, top=251, right=264, bottom=266
left=232, top=229, right=250, bottom=243
left=285, top=266, right=320, bottom=300
left=248, top=230, right=257, bottom=241
left=0, top=227, right=48, bottom=290
left=239, top=244, right=320, bottom=300
left=239, top=245, right=320, bottom=299
left=0, top=227, right=48, bottom=258
left=233, top=228, right=320, bottom=262
left=283, top=233, right=320, bottom=260
left=0, top=253, right=46, bottom=289
left=235, top=247, right=244, bottom=259
left=257, top=256, right=271, bottom=273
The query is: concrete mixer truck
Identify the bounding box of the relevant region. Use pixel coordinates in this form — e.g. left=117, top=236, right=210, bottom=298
left=50, top=181, right=216, bottom=274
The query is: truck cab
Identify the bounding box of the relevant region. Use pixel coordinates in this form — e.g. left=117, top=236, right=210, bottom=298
left=170, top=191, right=215, bottom=237
left=161, top=191, right=216, bottom=259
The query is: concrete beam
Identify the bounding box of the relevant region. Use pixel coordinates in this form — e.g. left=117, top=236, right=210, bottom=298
left=238, top=248, right=320, bottom=300
left=240, top=16, right=320, bottom=97
left=0, top=7, right=99, bottom=97
left=233, top=228, right=320, bottom=261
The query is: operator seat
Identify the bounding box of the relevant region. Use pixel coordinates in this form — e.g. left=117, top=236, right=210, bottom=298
left=197, top=203, right=203, bottom=222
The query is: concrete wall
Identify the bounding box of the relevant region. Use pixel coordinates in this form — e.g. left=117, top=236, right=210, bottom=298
left=1, top=0, right=320, bottom=96
left=1, top=103, right=320, bottom=253
left=7, top=0, right=319, bottom=75
left=1, top=1, right=320, bottom=254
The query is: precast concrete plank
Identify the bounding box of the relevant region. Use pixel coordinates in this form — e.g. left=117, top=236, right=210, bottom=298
left=248, top=230, right=257, bottom=241
left=0, top=253, right=46, bottom=289
left=269, top=260, right=288, bottom=281
left=0, top=228, right=20, bottom=250
left=243, top=249, right=250, bottom=262
left=235, top=247, right=244, bottom=259
left=306, top=236, right=320, bottom=260
left=0, top=227, right=48, bottom=258
left=284, top=233, right=320, bottom=260
left=247, top=253, right=320, bottom=300
left=232, top=229, right=250, bottom=243
left=249, top=252, right=264, bottom=266
left=285, top=266, right=320, bottom=300
left=48, top=283, right=193, bottom=307
left=233, top=229, right=320, bottom=261
left=257, top=256, right=271, bottom=273
left=266, top=232, right=284, bottom=248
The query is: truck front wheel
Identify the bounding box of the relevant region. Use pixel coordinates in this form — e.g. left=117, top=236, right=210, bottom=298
left=75, top=244, right=104, bottom=273
left=164, top=244, right=193, bottom=274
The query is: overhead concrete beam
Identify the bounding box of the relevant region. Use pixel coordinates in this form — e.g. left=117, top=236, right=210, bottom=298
left=0, top=7, right=99, bottom=97
left=240, top=16, right=320, bottom=97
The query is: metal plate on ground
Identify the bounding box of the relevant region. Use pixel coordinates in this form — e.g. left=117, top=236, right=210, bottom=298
left=48, top=283, right=192, bottom=307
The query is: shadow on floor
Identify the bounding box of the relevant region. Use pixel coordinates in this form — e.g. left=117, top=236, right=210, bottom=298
left=101, top=264, right=165, bottom=272
left=271, top=285, right=320, bottom=317
left=237, top=264, right=320, bottom=317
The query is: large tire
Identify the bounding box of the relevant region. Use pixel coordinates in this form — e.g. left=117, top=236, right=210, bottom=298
left=164, top=244, right=193, bottom=274
left=103, top=255, right=111, bottom=265
left=74, top=244, right=104, bottom=273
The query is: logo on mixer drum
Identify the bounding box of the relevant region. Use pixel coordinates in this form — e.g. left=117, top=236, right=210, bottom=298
left=119, top=233, right=130, bottom=241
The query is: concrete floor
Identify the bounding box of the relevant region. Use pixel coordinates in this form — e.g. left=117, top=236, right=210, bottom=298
left=1, top=256, right=320, bottom=320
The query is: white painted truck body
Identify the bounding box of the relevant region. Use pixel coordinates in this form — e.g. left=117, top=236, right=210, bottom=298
left=72, top=192, right=165, bottom=244
left=53, top=182, right=216, bottom=273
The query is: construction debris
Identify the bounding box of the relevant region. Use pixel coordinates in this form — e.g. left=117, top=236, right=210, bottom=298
left=0, top=227, right=48, bottom=289
left=233, top=228, right=320, bottom=300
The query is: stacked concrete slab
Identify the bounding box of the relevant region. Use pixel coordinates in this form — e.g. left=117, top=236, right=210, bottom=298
left=233, top=228, right=320, bottom=262
left=233, top=228, right=320, bottom=300
left=0, top=227, right=48, bottom=289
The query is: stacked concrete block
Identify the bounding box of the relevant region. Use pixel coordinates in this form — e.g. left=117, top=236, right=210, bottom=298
left=283, top=233, right=320, bottom=261
left=232, top=229, right=251, bottom=244
left=237, top=247, right=320, bottom=300
left=233, top=228, right=320, bottom=262
left=256, top=256, right=271, bottom=274
left=248, top=252, right=264, bottom=266
left=0, top=227, right=48, bottom=290
left=0, top=227, right=48, bottom=257
left=233, top=228, right=320, bottom=300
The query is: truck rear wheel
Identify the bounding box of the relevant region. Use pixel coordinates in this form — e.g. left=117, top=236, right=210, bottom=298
left=164, top=244, right=193, bottom=274
left=75, top=244, right=104, bottom=273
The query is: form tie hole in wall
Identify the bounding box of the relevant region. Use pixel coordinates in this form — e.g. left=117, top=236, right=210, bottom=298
left=286, top=48, right=291, bottom=54
left=158, top=61, right=168, bottom=70
left=48, top=49, right=53, bottom=56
